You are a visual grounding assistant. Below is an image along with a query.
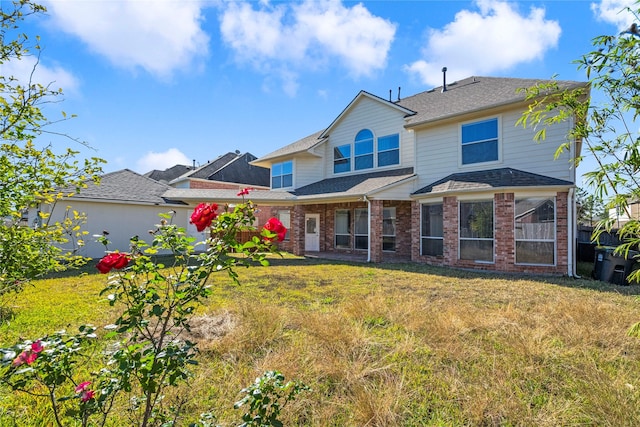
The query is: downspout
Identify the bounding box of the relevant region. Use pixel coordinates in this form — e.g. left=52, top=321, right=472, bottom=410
left=567, top=187, right=576, bottom=278
left=364, top=195, right=371, bottom=262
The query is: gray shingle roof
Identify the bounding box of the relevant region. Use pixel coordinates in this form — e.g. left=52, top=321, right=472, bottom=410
left=144, top=164, right=193, bottom=183
left=294, top=167, right=415, bottom=198
left=397, top=76, right=587, bottom=128
left=412, top=168, right=574, bottom=196
left=68, top=169, right=187, bottom=205
left=254, top=76, right=587, bottom=164
left=182, top=152, right=240, bottom=180
left=255, top=130, right=326, bottom=163
left=174, top=152, right=270, bottom=187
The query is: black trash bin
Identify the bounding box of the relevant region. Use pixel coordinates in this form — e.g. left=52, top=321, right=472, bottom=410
left=592, top=247, right=639, bottom=285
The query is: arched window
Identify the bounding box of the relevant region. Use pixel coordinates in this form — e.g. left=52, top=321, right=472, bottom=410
left=354, top=129, right=374, bottom=170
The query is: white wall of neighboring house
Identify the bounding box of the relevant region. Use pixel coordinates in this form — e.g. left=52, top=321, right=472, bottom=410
left=40, top=201, right=196, bottom=259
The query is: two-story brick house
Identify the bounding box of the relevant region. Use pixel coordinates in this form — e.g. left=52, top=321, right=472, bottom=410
left=252, top=75, right=588, bottom=275
left=164, top=75, right=587, bottom=276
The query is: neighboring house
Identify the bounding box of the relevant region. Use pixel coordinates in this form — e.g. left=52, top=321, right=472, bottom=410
left=609, top=200, right=640, bottom=228
left=35, top=169, right=193, bottom=259
left=144, top=164, right=194, bottom=184
left=169, top=151, right=270, bottom=190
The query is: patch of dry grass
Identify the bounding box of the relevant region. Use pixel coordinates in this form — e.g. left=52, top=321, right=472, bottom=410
left=3, top=257, right=640, bottom=426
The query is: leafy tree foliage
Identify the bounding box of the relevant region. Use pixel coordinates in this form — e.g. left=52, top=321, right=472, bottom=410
left=576, top=187, right=606, bottom=227
left=518, top=2, right=640, bottom=282
left=0, top=1, right=104, bottom=299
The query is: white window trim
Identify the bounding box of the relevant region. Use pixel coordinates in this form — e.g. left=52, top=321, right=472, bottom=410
left=514, top=196, right=557, bottom=266
left=458, top=116, right=503, bottom=169
left=458, top=199, right=495, bottom=264
left=271, top=159, right=295, bottom=190
left=382, top=207, right=396, bottom=252
left=332, top=130, right=403, bottom=176
left=420, top=203, right=444, bottom=257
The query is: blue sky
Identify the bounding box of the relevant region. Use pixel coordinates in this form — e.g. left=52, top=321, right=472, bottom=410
left=5, top=0, right=638, bottom=186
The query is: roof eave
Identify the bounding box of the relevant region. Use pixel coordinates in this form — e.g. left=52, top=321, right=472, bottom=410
left=410, top=183, right=576, bottom=199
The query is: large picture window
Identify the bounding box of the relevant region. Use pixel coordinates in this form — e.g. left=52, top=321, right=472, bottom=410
left=334, top=144, right=351, bottom=173
left=354, top=130, right=374, bottom=170
left=271, top=160, right=293, bottom=189
left=378, top=134, right=399, bottom=167
left=459, top=201, right=494, bottom=262
left=354, top=208, right=368, bottom=249
left=382, top=207, right=396, bottom=251
left=335, top=209, right=351, bottom=249
left=461, top=118, right=498, bottom=165
left=421, top=203, right=443, bottom=256
left=515, top=198, right=555, bottom=265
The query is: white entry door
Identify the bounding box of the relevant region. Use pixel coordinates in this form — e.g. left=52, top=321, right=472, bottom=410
left=305, top=214, right=320, bottom=251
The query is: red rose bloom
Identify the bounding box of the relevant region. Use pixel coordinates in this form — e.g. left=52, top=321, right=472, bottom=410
left=190, top=203, right=218, bottom=232
left=96, top=252, right=130, bottom=274
left=263, top=217, right=287, bottom=242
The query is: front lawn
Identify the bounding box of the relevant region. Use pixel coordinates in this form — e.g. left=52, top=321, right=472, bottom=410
left=2, top=256, right=640, bottom=426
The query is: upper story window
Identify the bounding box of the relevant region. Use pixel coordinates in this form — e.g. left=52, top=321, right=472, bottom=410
left=333, top=130, right=400, bottom=174
left=334, top=144, right=351, bottom=174
left=378, top=134, right=399, bottom=167
left=272, top=160, right=293, bottom=189
left=354, top=130, right=374, bottom=170
left=461, top=118, right=499, bottom=165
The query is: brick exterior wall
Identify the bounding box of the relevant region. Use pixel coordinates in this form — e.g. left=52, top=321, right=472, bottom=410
left=412, top=192, right=569, bottom=275
left=288, top=201, right=411, bottom=262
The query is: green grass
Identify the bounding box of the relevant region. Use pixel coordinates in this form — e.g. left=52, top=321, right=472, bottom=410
left=2, top=255, right=640, bottom=426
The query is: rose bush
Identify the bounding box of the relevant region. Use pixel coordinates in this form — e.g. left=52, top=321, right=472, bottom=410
left=0, top=196, right=303, bottom=427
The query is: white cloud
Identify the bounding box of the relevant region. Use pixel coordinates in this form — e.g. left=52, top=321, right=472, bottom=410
left=218, top=0, right=396, bottom=95
left=136, top=148, right=191, bottom=173
left=44, top=0, right=209, bottom=79
left=404, top=0, right=561, bottom=87
left=0, top=57, right=79, bottom=94
left=591, top=0, right=637, bottom=30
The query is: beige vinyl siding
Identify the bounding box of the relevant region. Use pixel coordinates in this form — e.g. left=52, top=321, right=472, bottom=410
left=414, top=123, right=458, bottom=190
left=414, top=109, right=575, bottom=189
left=294, top=155, right=324, bottom=188
left=323, top=97, right=413, bottom=178
left=371, top=180, right=416, bottom=200
left=500, top=110, right=574, bottom=181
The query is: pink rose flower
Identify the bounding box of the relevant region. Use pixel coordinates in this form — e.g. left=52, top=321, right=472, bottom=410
left=81, top=389, right=95, bottom=402
left=75, top=381, right=91, bottom=393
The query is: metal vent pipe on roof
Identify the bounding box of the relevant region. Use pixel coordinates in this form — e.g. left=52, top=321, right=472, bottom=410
left=442, top=67, right=447, bottom=92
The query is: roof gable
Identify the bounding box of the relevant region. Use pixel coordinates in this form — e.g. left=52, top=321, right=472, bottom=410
left=320, top=90, right=416, bottom=139
left=254, top=130, right=326, bottom=164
